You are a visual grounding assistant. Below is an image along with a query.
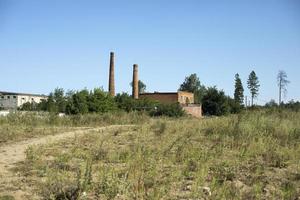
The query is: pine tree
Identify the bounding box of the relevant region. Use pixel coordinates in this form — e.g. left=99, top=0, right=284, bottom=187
left=247, top=71, right=260, bottom=106
left=234, top=73, right=244, bottom=106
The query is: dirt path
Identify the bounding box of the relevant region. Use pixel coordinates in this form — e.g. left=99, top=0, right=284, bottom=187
left=0, top=125, right=134, bottom=199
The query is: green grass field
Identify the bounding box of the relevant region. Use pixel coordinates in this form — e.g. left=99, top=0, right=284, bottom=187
left=1, top=110, right=300, bottom=199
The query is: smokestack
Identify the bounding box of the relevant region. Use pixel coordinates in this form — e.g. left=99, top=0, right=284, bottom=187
left=132, top=64, right=139, bottom=99
left=108, top=52, right=115, bottom=96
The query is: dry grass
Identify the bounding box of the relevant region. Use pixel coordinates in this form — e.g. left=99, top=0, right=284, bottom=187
left=2, top=110, right=300, bottom=199
left=0, top=112, right=150, bottom=144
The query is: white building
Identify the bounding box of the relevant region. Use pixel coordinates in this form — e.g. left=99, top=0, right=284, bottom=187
left=0, top=91, right=47, bottom=110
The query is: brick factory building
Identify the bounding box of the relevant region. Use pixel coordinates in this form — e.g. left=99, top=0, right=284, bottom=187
left=139, top=91, right=194, bottom=104
left=139, top=91, right=202, bottom=118
left=107, top=52, right=202, bottom=118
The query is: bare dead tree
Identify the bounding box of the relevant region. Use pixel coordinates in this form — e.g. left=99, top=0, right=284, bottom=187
left=277, top=70, right=290, bottom=104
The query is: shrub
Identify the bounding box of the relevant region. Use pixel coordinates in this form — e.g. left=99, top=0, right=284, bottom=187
left=115, top=93, right=158, bottom=112
left=19, top=102, right=38, bottom=111
left=150, top=103, right=185, bottom=117
left=202, top=87, right=230, bottom=116
left=115, top=93, right=135, bottom=112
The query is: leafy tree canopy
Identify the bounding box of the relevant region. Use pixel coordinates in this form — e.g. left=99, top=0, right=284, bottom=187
left=130, top=80, right=147, bottom=94
left=179, top=73, right=206, bottom=103
left=202, top=86, right=230, bottom=116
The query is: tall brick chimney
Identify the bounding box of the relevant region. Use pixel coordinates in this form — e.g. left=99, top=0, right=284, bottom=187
left=132, top=64, right=139, bottom=99
left=108, top=52, right=115, bottom=96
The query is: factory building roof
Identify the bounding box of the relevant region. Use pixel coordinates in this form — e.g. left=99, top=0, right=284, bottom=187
left=0, top=91, right=47, bottom=97
left=140, top=91, right=193, bottom=95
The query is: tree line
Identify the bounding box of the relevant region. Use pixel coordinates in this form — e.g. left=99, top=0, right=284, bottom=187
left=178, top=71, right=259, bottom=115
left=20, top=70, right=296, bottom=117
left=20, top=88, right=185, bottom=117
left=178, top=70, right=295, bottom=115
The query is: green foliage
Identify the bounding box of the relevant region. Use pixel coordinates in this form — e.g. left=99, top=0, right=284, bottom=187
left=115, top=93, right=135, bottom=112
left=87, top=88, right=117, bottom=113
left=130, top=80, right=147, bottom=94
left=37, top=99, right=48, bottom=111
left=65, top=88, right=117, bottom=115
left=282, top=100, right=300, bottom=111
left=28, top=88, right=67, bottom=113
left=21, top=88, right=187, bottom=117
left=150, top=103, right=185, bottom=117
left=132, top=98, right=159, bottom=112
left=202, top=87, right=230, bottom=116
left=264, top=99, right=300, bottom=112
left=234, top=73, right=244, bottom=106
left=179, top=73, right=201, bottom=91
left=115, top=93, right=159, bottom=113
left=45, top=93, right=59, bottom=113
left=265, top=99, right=278, bottom=108
left=116, top=94, right=184, bottom=117
left=66, top=89, right=89, bottom=114
left=247, top=71, right=260, bottom=106
left=53, top=88, right=67, bottom=113
left=227, top=96, right=242, bottom=114
left=19, top=102, right=38, bottom=111
left=179, top=73, right=206, bottom=103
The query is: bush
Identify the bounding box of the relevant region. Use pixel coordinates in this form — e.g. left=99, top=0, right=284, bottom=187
left=282, top=100, right=300, bottom=111
left=150, top=103, right=185, bottom=117
left=115, top=93, right=158, bottom=112
left=19, top=102, right=38, bottom=111
left=202, top=87, right=230, bottom=116
left=65, top=89, right=117, bottom=115
left=227, top=97, right=243, bottom=114
left=115, top=93, right=135, bottom=112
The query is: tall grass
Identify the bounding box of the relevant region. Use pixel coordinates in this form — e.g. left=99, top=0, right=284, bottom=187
left=11, top=110, right=300, bottom=199
left=0, top=111, right=150, bottom=127
left=0, top=111, right=150, bottom=144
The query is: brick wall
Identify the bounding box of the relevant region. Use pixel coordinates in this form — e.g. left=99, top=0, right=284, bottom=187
left=139, top=93, right=178, bottom=104
left=140, top=91, right=194, bottom=104
left=182, top=105, right=202, bottom=118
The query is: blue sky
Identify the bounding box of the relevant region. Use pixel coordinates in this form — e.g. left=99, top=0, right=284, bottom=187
left=0, top=0, right=299, bottom=104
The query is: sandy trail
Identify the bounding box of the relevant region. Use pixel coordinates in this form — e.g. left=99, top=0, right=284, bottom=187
left=0, top=125, right=134, bottom=199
